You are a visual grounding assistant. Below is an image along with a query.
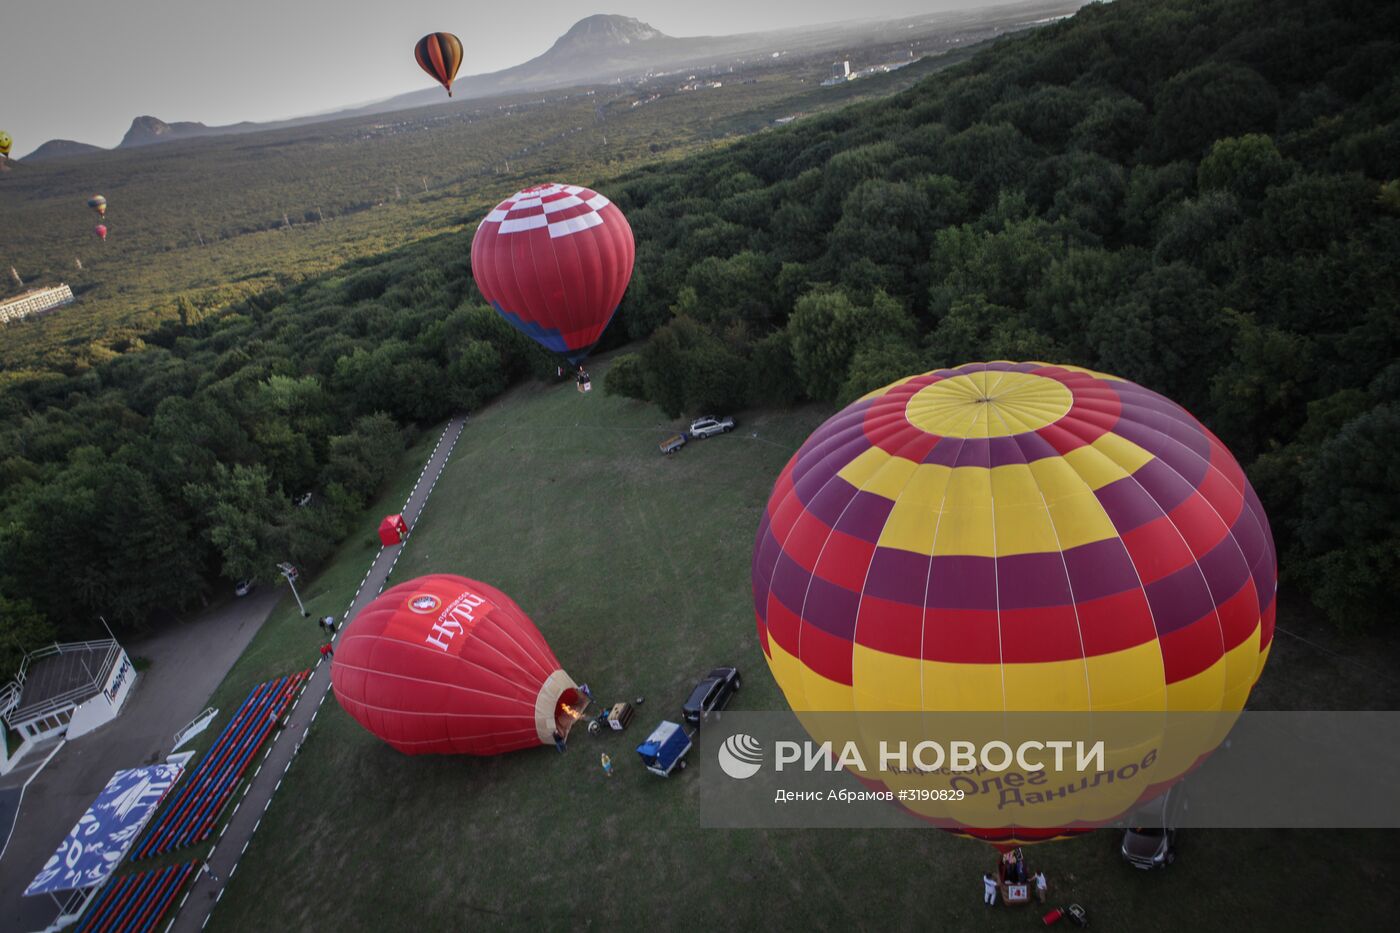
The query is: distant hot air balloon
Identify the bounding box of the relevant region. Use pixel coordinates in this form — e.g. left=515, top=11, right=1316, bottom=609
left=87, top=195, right=107, bottom=218
left=331, top=574, right=587, bottom=756
left=752, top=362, right=1277, bottom=846
left=414, top=32, right=464, bottom=97
left=94, top=224, right=107, bottom=241
left=0, top=131, right=12, bottom=158
left=471, top=182, right=635, bottom=364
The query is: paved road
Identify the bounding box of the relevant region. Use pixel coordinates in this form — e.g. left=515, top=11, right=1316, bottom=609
left=0, top=588, right=282, bottom=932
left=171, top=415, right=466, bottom=933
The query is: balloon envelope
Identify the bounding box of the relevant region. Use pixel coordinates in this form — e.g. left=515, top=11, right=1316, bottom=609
left=752, top=362, right=1277, bottom=844
left=94, top=224, right=107, bottom=240
left=332, top=574, right=584, bottom=756
left=471, top=182, right=635, bottom=364
left=0, top=132, right=12, bottom=157
left=414, top=32, right=463, bottom=96
left=87, top=195, right=107, bottom=217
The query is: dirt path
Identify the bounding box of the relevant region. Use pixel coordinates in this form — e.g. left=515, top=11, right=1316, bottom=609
left=168, top=415, right=466, bottom=933
left=0, top=588, right=282, bottom=932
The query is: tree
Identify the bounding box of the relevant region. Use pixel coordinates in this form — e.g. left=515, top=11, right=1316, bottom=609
left=672, top=252, right=779, bottom=329
left=746, top=330, right=804, bottom=408
left=786, top=288, right=917, bottom=401
left=1081, top=263, right=1228, bottom=411
left=0, top=450, right=204, bottom=631
left=926, top=294, right=1064, bottom=370
left=1152, top=62, right=1278, bottom=160
left=446, top=340, right=506, bottom=411
left=1123, top=161, right=1197, bottom=244
left=1070, top=94, right=1149, bottom=162
left=0, top=593, right=56, bottom=682
left=1207, top=309, right=1317, bottom=460
left=322, top=414, right=405, bottom=505
left=839, top=342, right=925, bottom=405
left=1295, top=402, right=1400, bottom=631
left=1153, top=191, right=1242, bottom=275
left=826, top=180, right=936, bottom=301
left=937, top=123, right=1038, bottom=208
left=1197, top=134, right=1294, bottom=205
left=602, top=354, right=647, bottom=401
left=184, top=463, right=287, bottom=585
left=639, top=317, right=747, bottom=417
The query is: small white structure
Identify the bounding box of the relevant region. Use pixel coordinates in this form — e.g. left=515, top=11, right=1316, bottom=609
left=822, top=62, right=854, bottom=87
left=0, top=284, right=75, bottom=325
left=171, top=706, right=219, bottom=752
left=1, top=639, right=134, bottom=773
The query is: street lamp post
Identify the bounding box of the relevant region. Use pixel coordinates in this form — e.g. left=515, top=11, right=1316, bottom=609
left=277, top=562, right=308, bottom=617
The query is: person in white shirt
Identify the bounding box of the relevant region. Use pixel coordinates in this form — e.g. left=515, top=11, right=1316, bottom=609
left=983, top=872, right=998, bottom=906
left=1033, top=870, right=1048, bottom=903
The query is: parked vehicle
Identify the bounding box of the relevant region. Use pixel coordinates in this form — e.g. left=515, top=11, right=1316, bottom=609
left=682, top=667, right=741, bottom=724
left=688, top=415, right=735, bottom=438
left=660, top=433, right=687, bottom=455
left=234, top=580, right=254, bottom=597
left=1121, top=784, right=1186, bottom=868
left=636, top=720, right=692, bottom=777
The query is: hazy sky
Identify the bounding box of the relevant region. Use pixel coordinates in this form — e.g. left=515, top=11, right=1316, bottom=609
left=1, top=1, right=998, bottom=157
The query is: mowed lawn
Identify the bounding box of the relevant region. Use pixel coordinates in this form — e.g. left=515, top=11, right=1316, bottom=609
left=206, top=360, right=1400, bottom=931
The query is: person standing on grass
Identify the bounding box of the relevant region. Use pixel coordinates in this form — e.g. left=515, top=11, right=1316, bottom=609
left=600, top=752, right=614, bottom=777
left=320, top=642, right=334, bottom=660
left=983, top=872, right=998, bottom=906
left=1033, top=870, right=1048, bottom=904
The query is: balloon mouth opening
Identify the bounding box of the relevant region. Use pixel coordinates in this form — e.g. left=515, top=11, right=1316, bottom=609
left=553, top=687, right=590, bottom=741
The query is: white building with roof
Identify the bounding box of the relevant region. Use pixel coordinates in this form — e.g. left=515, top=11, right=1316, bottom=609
left=0, top=284, right=74, bottom=325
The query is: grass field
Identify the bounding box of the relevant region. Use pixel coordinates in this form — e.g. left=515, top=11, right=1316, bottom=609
left=174, top=356, right=1400, bottom=932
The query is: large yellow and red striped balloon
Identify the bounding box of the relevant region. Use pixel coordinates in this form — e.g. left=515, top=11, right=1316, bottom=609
left=752, top=362, right=1276, bottom=844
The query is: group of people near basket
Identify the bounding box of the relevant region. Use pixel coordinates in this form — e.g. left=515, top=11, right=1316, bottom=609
left=982, top=847, right=1048, bottom=906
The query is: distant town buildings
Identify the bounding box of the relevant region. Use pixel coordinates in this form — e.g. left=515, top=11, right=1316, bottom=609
left=821, top=55, right=919, bottom=87
left=0, top=284, right=74, bottom=325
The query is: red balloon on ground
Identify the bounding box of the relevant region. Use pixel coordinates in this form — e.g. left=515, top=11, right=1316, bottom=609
left=94, top=224, right=107, bottom=241
left=331, top=574, right=585, bottom=755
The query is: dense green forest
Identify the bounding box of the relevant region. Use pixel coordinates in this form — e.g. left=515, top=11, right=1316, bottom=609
left=602, top=0, right=1400, bottom=633
left=0, top=0, right=1396, bottom=668
left=0, top=50, right=951, bottom=380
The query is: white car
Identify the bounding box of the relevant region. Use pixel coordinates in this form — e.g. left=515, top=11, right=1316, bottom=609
left=688, top=416, right=735, bottom=439
left=234, top=580, right=254, bottom=597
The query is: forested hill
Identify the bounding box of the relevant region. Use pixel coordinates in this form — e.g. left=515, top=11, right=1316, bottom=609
left=0, top=0, right=1397, bottom=662
left=601, top=0, right=1400, bottom=631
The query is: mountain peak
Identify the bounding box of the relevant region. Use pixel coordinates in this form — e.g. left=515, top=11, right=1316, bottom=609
left=22, top=139, right=105, bottom=163
left=552, top=14, right=667, bottom=52
left=120, top=115, right=209, bottom=148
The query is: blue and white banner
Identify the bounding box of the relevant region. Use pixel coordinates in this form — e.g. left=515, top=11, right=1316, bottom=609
left=25, top=763, right=183, bottom=895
